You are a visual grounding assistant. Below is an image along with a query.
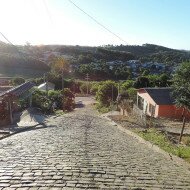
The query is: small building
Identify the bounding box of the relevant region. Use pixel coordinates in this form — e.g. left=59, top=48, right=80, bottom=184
left=136, top=87, right=190, bottom=119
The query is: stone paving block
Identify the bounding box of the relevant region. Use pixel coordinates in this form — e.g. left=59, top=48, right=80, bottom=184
left=0, top=105, right=190, bottom=189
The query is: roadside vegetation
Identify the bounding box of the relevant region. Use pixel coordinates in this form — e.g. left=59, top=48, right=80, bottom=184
left=136, top=128, right=190, bottom=163
left=32, top=88, right=75, bottom=114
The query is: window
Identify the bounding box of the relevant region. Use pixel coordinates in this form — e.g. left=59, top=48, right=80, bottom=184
left=149, top=103, right=155, bottom=116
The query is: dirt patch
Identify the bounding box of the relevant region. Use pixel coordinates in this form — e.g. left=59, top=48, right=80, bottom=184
left=109, top=114, right=190, bottom=145
left=109, top=115, right=146, bottom=131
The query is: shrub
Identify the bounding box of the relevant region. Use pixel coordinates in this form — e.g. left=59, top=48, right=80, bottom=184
left=12, top=77, right=25, bottom=86
left=62, top=88, right=75, bottom=111
left=120, top=80, right=134, bottom=92
left=127, top=88, right=137, bottom=102
left=96, top=80, right=118, bottom=107
left=90, top=82, right=100, bottom=95
left=32, top=88, right=75, bottom=113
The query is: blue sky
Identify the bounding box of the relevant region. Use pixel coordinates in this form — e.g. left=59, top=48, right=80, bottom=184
left=0, top=0, right=190, bottom=49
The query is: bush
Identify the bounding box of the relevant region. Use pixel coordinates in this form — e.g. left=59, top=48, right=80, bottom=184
left=32, top=89, right=52, bottom=113
left=32, top=88, right=75, bottom=113
left=96, top=80, right=118, bottom=107
left=127, top=88, right=137, bottom=102
left=62, top=88, right=75, bottom=111
left=48, top=90, right=62, bottom=109
left=79, top=83, right=88, bottom=94
left=95, top=103, right=111, bottom=113
left=12, top=77, right=25, bottom=86
left=120, top=80, right=134, bottom=92
left=90, top=82, right=100, bottom=95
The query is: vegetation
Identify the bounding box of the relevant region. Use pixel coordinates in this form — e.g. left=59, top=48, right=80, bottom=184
left=96, top=80, right=118, bottom=107
left=56, top=44, right=190, bottom=65
left=32, top=88, right=75, bottom=113
left=75, top=61, right=133, bottom=80
left=0, top=53, right=50, bottom=71
left=11, top=77, right=25, bottom=86
left=95, top=103, right=111, bottom=114
left=107, top=43, right=190, bottom=64
left=136, top=128, right=190, bottom=163
left=172, top=61, right=190, bottom=111
left=172, top=61, right=190, bottom=142
left=62, top=88, right=75, bottom=111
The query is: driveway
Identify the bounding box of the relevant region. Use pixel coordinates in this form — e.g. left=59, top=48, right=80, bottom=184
left=0, top=97, right=190, bottom=189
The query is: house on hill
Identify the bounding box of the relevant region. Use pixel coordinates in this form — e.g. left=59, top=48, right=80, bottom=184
left=137, top=88, right=190, bottom=119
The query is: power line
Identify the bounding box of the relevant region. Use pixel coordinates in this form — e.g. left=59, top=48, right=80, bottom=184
left=42, top=0, right=54, bottom=24
left=0, top=31, right=46, bottom=64
left=0, top=32, right=15, bottom=46
left=0, top=31, right=28, bottom=61
left=67, top=0, right=128, bottom=45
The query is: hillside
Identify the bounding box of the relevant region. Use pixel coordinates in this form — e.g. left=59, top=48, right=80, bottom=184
left=0, top=41, right=50, bottom=78
left=45, top=43, right=190, bottom=65
left=106, top=44, right=190, bottom=64
left=1, top=42, right=190, bottom=78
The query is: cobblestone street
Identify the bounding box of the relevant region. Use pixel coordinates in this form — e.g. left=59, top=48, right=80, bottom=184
left=0, top=98, right=190, bottom=189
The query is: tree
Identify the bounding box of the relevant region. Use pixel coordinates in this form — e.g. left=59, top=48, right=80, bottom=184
left=127, top=88, right=137, bottom=102
left=121, top=80, right=134, bottom=92
left=134, top=76, right=150, bottom=88
left=142, top=69, right=150, bottom=76
left=62, top=88, right=75, bottom=111
left=12, top=77, right=25, bottom=86
left=90, top=82, right=100, bottom=95
left=96, top=81, right=118, bottom=106
left=51, top=57, right=70, bottom=75
left=159, top=73, right=171, bottom=87
left=172, top=62, right=190, bottom=142
left=79, top=83, right=88, bottom=94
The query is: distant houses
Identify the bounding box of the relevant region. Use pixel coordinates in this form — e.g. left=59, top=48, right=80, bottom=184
left=101, top=60, right=171, bottom=76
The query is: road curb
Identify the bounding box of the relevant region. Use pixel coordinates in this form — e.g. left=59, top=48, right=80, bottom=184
left=102, top=115, right=190, bottom=171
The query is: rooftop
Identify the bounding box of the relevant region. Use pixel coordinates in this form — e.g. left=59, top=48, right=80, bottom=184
left=138, top=87, right=175, bottom=105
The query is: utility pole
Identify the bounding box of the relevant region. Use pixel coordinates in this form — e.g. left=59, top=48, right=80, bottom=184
left=111, top=85, right=114, bottom=112
left=85, top=73, right=90, bottom=95
left=117, top=82, right=120, bottom=110
left=112, top=85, right=114, bottom=102
left=44, top=73, right=48, bottom=94
left=62, top=62, right=64, bottom=111
left=44, top=73, right=46, bottom=83
left=118, top=82, right=120, bottom=96
left=8, top=98, right=13, bottom=124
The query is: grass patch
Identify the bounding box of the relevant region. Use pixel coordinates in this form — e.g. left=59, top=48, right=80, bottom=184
left=55, top=109, right=65, bottom=116
left=136, top=128, right=190, bottom=163
left=95, top=103, right=111, bottom=114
